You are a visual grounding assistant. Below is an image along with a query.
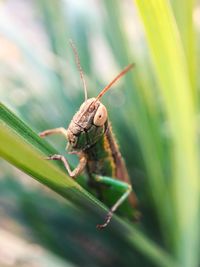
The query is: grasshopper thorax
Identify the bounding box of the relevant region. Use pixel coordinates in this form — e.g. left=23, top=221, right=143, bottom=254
left=66, top=98, right=108, bottom=152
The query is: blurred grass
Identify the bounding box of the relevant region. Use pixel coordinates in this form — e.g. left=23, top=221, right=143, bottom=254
left=134, top=1, right=199, bottom=267
left=0, top=103, right=178, bottom=267
left=0, top=0, right=200, bottom=266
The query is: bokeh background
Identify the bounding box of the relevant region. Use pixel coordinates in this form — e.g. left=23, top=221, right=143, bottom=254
left=0, top=0, right=200, bottom=267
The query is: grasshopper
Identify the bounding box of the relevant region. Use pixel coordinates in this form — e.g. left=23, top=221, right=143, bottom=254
left=39, top=42, right=138, bottom=229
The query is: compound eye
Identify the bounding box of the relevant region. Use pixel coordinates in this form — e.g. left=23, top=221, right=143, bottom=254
left=93, top=104, right=107, bottom=126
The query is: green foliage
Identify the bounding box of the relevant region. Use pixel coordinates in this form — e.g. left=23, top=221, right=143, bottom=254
left=0, top=0, right=199, bottom=266
left=135, top=1, right=199, bottom=266
left=0, top=103, right=177, bottom=267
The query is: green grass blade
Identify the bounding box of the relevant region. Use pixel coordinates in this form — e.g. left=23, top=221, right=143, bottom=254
left=0, top=102, right=114, bottom=214
left=0, top=104, right=100, bottom=210
left=0, top=102, right=179, bottom=267
left=171, top=0, right=196, bottom=92
left=134, top=1, right=199, bottom=266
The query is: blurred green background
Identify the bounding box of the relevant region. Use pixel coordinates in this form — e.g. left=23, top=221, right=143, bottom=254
left=0, top=0, right=200, bottom=266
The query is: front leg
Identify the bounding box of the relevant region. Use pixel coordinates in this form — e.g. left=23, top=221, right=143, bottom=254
left=94, top=175, right=132, bottom=229
left=46, top=154, right=87, bottom=179
left=39, top=127, right=68, bottom=139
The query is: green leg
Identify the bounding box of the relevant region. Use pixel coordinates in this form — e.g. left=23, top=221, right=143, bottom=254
left=94, top=175, right=132, bottom=229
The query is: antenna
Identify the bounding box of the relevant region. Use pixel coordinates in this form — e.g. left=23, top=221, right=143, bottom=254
left=95, top=63, right=135, bottom=102
left=69, top=39, right=88, bottom=101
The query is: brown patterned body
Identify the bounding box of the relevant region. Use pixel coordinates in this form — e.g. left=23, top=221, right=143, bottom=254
left=85, top=121, right=137, bottom=209
left=39, top=62, right=137, bottom=228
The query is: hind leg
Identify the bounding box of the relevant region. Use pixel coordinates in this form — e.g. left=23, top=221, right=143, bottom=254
left=94, top=175, right=132, bottom=229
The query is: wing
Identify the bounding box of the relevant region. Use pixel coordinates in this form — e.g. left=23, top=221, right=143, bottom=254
left=105, top=122, right=138, bottom=208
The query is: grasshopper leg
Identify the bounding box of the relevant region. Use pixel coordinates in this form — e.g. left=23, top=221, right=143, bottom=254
left=39, top=127, right=68, bottom=139
left=46, top=154, right=86, bottom=179
left=94, top=175, right=132, bottom=229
